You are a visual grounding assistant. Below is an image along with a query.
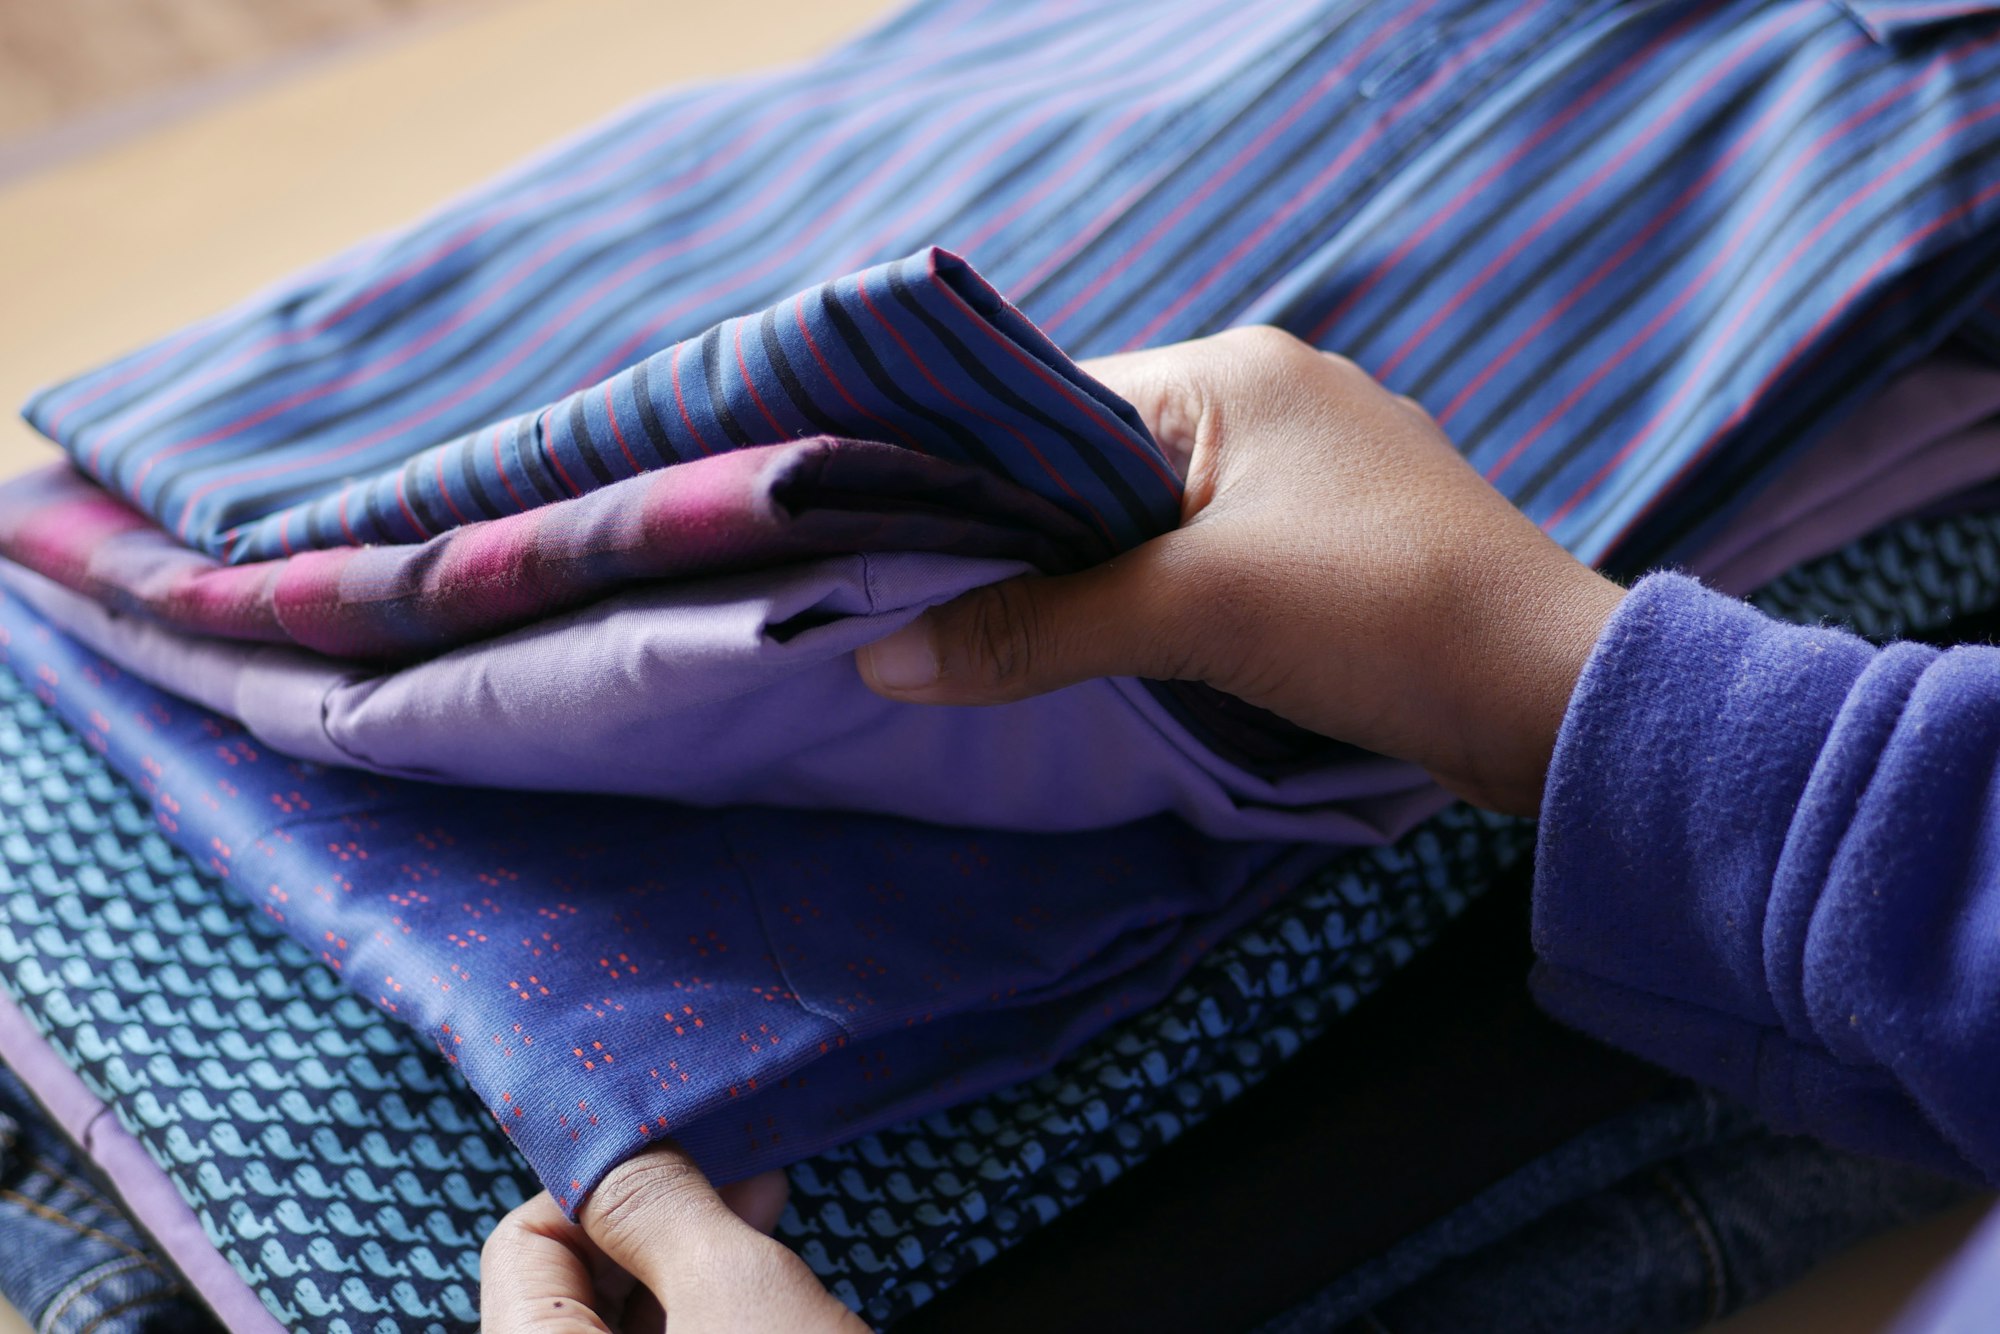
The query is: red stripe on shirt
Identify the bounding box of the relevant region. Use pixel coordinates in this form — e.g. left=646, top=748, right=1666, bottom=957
left=1438, top=33, right=1866, bottom=432
left=1305, top=2, right=1724, bottom=347
left=791, top=295, right=917, bottom=447
left=394, top=471, right=431, bottom=540
left=670, top=343, right=715, bottom=457
left=1367, top=2, right=1812, bottom=380
left=600, top=383, right=642, bottom=474
left=1038, top=0, right=1437, bottom=336
left=434, top=450, right=472, bottom=527
left=928, top=250, right=1179, bottom=495
left=857, top=270, right=1113, bottom=544
left=1478, top=36, right=1967, bottom=491
left=490, top=426, right=530, bottom=513
left=1553, top=113, right=2000, bottom=531
left=537, top=407, right=583, bottom=498
left=1130, top=4, right=1541, bottom=350
left=733, top=322, right=789, bottom=437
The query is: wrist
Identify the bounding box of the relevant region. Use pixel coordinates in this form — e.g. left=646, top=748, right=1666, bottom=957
left=1427, top=557, right=1625, bottom=817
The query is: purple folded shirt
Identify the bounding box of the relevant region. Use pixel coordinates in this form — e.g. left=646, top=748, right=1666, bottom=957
left=0, top=558, right=1439, bottom=841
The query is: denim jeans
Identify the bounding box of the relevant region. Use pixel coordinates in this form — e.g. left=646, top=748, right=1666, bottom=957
left=0, top=1062, right=213, bottom=1334
left=1261, top=1085, right=1974, bottom=1334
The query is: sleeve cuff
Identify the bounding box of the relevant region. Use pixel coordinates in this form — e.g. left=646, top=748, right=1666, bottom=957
left=1530, top=572, right=1875, bottom=1085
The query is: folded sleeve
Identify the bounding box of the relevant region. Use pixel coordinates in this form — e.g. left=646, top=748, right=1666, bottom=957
left=1533, top=571, right=2000, bottom=1182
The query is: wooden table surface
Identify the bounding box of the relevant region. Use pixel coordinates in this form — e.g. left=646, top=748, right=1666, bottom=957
left=0, top=0, right=493, bottom=143
left=0, top=1, right=1985, bottom=1328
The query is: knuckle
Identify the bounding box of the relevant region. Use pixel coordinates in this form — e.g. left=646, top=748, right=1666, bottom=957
left=585, top=1149, right=718, bottom=1244
left=1213, top=323, right=1315, bottom=369
left=957, top=581, right=1042, bottom=694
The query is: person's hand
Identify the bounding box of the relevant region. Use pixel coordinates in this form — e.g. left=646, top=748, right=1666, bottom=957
left=481, top=1143, right=868, bottom=1333
left=856, top=327, right=1625, bottom=817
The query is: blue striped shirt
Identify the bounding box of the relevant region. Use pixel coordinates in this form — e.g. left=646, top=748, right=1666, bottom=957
left=24, top=0, right=2000, bottom=570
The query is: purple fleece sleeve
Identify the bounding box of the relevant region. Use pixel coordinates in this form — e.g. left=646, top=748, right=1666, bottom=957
left=1533, top=571, right=2000, bottom=1183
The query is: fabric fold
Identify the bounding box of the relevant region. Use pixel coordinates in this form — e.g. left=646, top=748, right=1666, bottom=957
left=49, top=249, right=1178, bottom=563
left=22, top=0, right=2000, bottom=1245
left=1687, top=355, right=2000, bottom=594
left=0, top=578, right=1353, bottom=1209
left=0, top=559, right=1439, bottom=840
left=0, top=440, right=1105, bottom=663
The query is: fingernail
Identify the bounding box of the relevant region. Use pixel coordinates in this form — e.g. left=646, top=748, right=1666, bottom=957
left=862, top=621, right=938, bottom=690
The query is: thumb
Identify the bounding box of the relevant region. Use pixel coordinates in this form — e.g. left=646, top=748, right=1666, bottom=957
left=857, top=542, right=1191, bottom=705
left=579, top=1146, right=866, bottom=1331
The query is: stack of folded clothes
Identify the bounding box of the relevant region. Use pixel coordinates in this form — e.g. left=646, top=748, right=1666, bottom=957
left=5, top=510, right=1998, bottom=1333
left=6, top=0, right=2000, bottom=1328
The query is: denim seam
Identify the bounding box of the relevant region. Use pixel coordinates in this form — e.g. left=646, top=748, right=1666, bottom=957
left=1652, top=1163, right=1727, bottom=1323
left=0, top=1187, right=153, bottom=1264
left=74, top=1288, right=185, bottom=1334
left=26, top=1144, right=144, bottom=1241
left=37, top=1256, right=161, bottom=1334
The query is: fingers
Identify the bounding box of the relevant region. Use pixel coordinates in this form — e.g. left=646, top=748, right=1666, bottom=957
left=482, top=1158, right=846, bottom=1334
left=480, top=1193, right=617, bottom=1334
left=578, top=1146, right=743, bottom=1301
left=857, top=537, right=1199, bottom=705
left=579, top=1144, right=867, bottom=1333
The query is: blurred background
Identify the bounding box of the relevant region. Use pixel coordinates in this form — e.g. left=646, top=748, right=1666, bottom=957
left=0, top=0, right=482, bottom=175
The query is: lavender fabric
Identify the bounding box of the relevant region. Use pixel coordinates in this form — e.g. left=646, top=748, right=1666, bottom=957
left=1690, top=355, right=2000, bottom=594
left=0, top=560, right=1438, bottom=841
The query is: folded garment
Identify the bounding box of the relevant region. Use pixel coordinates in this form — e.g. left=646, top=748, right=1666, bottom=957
left=0, top=643, right=1509, bottom=1329
left=53, top=249, right=1176, bottom=562
left=0, top=557, right=1433, bottom=839
left=0, top=578, right=1375, bottom=1209
left=1, top=507, right=1995, bottom=1332
left=0, top=248, right=1407, bottom=834
left=34, top=341, right=2000, bottom=666
left=0, top=439, right=1103, bottom=663
left=21, top=0, right=2000, bottom=1253
left=27, top=0, right=2000, bottom=572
